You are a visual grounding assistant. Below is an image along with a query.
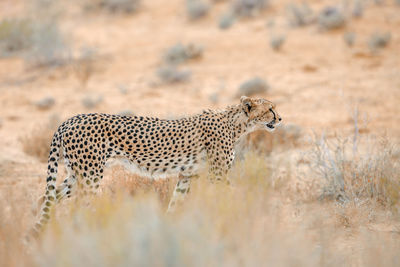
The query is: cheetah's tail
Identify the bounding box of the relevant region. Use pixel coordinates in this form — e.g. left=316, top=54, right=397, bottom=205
left=30, top=130, right=62, bottom=237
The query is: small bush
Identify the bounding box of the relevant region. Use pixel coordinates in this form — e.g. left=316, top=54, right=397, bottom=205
left=287, top=3, right=314, bottom=27
left=34, top=97, right=56, bottom=110
left=243, top=123, right=302, bottom=155
left=87, top=0, right=141, bottom=14
left=107, top=165, right=173, bottom=206
left=352, top=0, right=364, bottom=18
left=0, top=19, right=32, bottom=56
left=163, top=43, right=203, bottom=65
left=27, top=22, right=69, bottom=67
left=186, top=0, right=209, bottom=20
left=307, top=134, right=400, bottom=207
left=343, top=32, right=356, bottom=47
left=269, top=34, right=286, bottom=51
left=368, top=32, right=391, bottom=52
left=157, top=65, right=191, bottom=84
left=0, top=0, right=69, bottom=67
left=208, top=92, right=219, bottom=104
left=0, top=18, right=69, bottom=67
left=232, top=0, right=269, bottom=17
left=21, top=117, right=60, bottom=162
left=237, top=77, right=269, bottom=97
left=73, top=48, right=98, bottom=88
left=82, top=95, right=103, bottom=109
left=229, top=151, right=278, bottom=192
left=118, top=110, right=135, bottom=117
left=218, top=12, right=235, bottom=29
left=318, top=6, right=346, bottom=30
left=157, top=43, right=202, bottom=85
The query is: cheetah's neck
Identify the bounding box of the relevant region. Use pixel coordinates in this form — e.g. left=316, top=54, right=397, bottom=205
left=223, top=104, right=250, bottom=142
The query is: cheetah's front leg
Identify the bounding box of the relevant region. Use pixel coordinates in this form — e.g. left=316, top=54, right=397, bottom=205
left=167, top=175, right=192, bottom=213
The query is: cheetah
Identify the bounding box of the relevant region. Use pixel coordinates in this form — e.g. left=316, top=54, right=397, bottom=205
left=32, top=96, right=281, bottom=235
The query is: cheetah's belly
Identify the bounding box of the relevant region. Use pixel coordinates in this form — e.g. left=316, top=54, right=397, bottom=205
left=107, top=150, right=208, bottom=179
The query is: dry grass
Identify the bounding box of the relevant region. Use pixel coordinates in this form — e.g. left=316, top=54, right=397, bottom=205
left=0, top=183, right=37, bottom=267
left=20, top=125, right=56, bottom=163
left=2, top=138, right=400, bottom=266
left=105, top=165, right=175, bottom=208
left=20, top=115, right=60, bottom=162
left=307, top=134, right=400, bottom=208
left=242, top=123, right=302, bottom=155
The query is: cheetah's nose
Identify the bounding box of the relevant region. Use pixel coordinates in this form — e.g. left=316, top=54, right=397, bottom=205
left=279, top=117, right=282, bottom=121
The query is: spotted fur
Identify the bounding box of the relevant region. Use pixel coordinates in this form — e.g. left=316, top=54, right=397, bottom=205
left=32, top=96, right=281, bottom=235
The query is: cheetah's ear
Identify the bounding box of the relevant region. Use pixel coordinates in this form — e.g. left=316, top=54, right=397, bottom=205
left=240, top=96, right=254, bottom=116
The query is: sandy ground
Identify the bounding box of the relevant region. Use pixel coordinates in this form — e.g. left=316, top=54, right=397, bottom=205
left=0, top=0, right=399, bottom=263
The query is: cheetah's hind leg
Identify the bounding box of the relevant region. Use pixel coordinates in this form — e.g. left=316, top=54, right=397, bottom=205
left=32, top=165, right=77, bottom=217
left=167, top=175, right=192, bottom=213
left=56, top=175, right=77, bottom=202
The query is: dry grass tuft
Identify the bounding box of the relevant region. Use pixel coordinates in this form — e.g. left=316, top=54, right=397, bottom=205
left=20, top=115, right=60, bottom=162
left=242, top=123, right=302, bottom=154
left=307, top=134, right=400, bottom=209
left=0, top=184, right=36, bottom=267
left=85, top=0, right=141, bottom=14
left=21, top=126, right=56, bottom=163
left=106, top=166, right=175, bottom=207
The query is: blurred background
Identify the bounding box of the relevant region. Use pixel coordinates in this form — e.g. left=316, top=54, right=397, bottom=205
left=0, top=0, right=399, bottom=266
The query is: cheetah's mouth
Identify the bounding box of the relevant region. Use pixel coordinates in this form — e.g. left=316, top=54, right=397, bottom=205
left=265, top=120, right=276, bottom=132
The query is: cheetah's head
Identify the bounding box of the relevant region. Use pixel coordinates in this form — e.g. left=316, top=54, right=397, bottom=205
left=240, top=96, right=282, bottom=132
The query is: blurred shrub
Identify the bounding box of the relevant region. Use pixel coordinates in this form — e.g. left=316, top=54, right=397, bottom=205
left=229, top=151, right=278, bottom=192
left=118, top=110, right=135, bottom=117
left=108, top=166, right=173, bottom=206
left=27, top=22, right=69, bottom=67
left=163, top=43, right=203, bottom=65
left=82, top=95, right=103, bottom=109
left=0, top=17, right=69, bottom=67
left=157, top=65, right=191, bottom=84
left=87, top=0, right=141, bottom=14
left=73, top=48, right=98, bottom=88
left=34, top=97, right=56, bottom=110
left=186, top=0, right=210, bottom=20
left=232, top=0, right=269, bottom=17
left=275, top=123, right=302, bottom=144
left=287, top=3, right=314, bottom=27
left=0, top=19, right=32, bottom=56
left=218, top=12, right=235, bottom=29
left=317, top=6, right=346, bottom=30
left=243, top=123, right=302, bottom=155
left=308, top=135, right=400, bottom=207
left=237, top=77, right=269, bottom=97
left=20, top=116, right=60, bottom=162
left=352, top=0, right=364, bottom=18
left=343, top=32, right=356, bottom=47
left=157, top=42, right=202, bottom=84
left=368, top=32, right=391, bottom=52
left=269, top=34, right=286, bottom=51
